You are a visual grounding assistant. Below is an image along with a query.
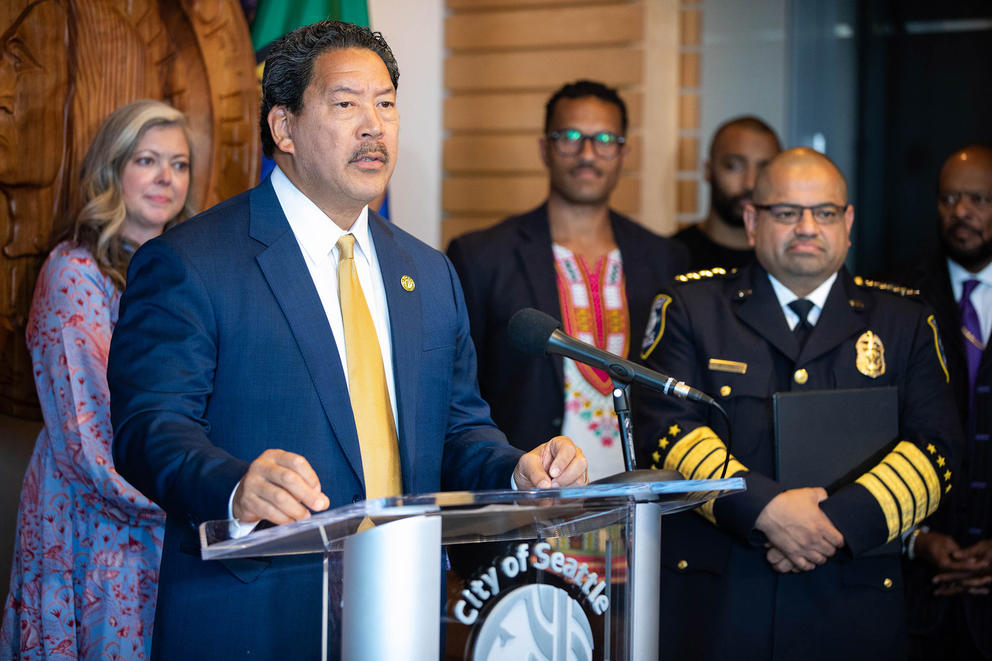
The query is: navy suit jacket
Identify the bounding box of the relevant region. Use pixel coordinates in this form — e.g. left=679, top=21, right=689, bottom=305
left=447, top=203, right=689, bottom=451
left=109, top=179, right=521, bottom=659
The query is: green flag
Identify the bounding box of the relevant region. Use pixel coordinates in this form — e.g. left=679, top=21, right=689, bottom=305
left=251, top=0, right=369, bottom=51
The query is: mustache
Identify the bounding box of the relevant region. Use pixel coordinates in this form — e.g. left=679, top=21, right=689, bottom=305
left=349, top=141, right=390, bottom=163
left=945, top=218, right=982, bottom=236
left=786, top=237, right=825, bottom=251
left=570, top=162, right=603, bottom=177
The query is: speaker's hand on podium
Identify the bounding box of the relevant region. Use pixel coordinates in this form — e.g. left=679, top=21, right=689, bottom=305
left=232, top=449, right=330, bottom=524
left=755, top=487, right=844, bottom=572
left=513, top=436, right=588, bottom=490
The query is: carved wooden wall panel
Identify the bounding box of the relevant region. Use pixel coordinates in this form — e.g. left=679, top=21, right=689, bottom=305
left=0, top=0, right=259, bottom=418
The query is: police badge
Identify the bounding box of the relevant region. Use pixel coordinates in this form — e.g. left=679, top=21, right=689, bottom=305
left=856, top=330, right=885, bottom=378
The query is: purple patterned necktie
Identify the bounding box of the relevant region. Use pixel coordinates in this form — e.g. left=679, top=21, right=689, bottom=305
left=959, top=279, right=983, bottom=397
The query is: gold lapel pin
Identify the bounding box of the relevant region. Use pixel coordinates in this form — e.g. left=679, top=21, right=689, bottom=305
left=400, top=275, right=415, bottom=291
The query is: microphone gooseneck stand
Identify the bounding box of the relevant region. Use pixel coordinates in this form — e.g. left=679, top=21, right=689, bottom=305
left=612, top=380, right=637, bottom=472
left=605, top=379, right=734, bottom=481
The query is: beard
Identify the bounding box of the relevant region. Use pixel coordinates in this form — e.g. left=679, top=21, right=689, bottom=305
left=940, top=219, right=992, bottom=270
left=711, top=184, right=750, bottom=228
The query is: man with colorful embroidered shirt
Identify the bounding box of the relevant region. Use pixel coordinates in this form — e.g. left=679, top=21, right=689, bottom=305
left=896, top=145, right=992, bottom=660
left=448, top=80, right=688, bottom=481
left=636, top=147, right=960, bottom=660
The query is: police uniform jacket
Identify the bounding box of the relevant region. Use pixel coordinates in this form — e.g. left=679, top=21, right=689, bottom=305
left=635, top=262, right=961, bottom=661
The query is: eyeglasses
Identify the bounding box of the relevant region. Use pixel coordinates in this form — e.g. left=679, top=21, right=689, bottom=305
left=938, top=190, right=992, bottom=209
left=547, top=129, right=626, bottom=159
left=753, top=203, right=849, bottom=225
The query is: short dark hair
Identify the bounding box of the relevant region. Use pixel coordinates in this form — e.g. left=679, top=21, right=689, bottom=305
left=543, top=80, right=628, bottom=136
left=708, top=115, right=781, bottom=158
left=259, top=20, right=400, bottom=158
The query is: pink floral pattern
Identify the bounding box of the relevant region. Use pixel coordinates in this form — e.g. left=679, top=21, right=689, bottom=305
left=1, top=243, right=164, bottom=660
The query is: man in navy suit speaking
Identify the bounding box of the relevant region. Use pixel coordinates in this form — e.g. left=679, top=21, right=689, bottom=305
left=108, top=20, right=587, bottom=658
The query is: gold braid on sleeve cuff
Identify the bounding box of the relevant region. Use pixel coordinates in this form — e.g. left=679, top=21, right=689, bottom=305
left=657, top=425, right=747, bottom=523
left=855, top=440, right=945, bottom=542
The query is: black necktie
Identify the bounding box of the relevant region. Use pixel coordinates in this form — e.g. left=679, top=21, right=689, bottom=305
left=789, top=299, right=815, bottom=348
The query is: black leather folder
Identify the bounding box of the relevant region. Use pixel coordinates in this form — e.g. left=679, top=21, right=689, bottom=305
left=773, top=386, right=898, bottom=491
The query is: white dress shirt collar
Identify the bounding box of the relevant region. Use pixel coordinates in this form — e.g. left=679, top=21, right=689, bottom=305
left=947, top=256, right=992, bottom=345
left=767, top=270, right=838, bottom=329
left=269, top=165, right=373, bottom=259
left=946, top=256, right=992, bottom=301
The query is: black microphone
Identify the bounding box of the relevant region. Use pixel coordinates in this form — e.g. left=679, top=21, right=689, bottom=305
left=508, top=308, right=715, bottom=405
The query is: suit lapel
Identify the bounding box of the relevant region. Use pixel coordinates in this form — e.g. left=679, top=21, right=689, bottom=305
left=249, top=182, right=365, bottom=488
left=734, top=264, right=799, bottom=360
left=613, top=213, right=650, bottom=359
left=515, top=206, right=564, bottom=389
left=369, top=212, right=420, bottom=491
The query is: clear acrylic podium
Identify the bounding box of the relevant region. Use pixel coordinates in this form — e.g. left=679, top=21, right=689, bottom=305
left=200, top=475, right=743, bottom=660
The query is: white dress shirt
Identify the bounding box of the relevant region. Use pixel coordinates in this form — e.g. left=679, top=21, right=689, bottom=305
left=947, top=257, right=992, bottom=346
left=768, top=271, right=838, bottom=330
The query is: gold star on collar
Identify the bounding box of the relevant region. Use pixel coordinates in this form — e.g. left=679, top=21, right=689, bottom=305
left=658, top=437, right=669, bottom=449
left=926, top=443, right=936, bottom=454
left=668, top=424, right=681, bottom=437
left=652, top=451, right=661, bottom=463
left=936, top=456, right=946, bottom=467
left=944, top=469, right=952, bottom=481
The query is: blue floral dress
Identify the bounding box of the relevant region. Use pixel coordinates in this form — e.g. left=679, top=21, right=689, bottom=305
left=1, top=243, right=164, bottom=660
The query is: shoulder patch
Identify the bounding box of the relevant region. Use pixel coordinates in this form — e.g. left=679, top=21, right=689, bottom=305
left=640, top=293, right=672, bottom=360
left=674, top=266, right=735, bottom=283
left=852, top=275, right=920, bottom=298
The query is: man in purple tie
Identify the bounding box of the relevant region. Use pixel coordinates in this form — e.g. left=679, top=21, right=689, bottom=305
left=897, top=145, right=992, bottom=660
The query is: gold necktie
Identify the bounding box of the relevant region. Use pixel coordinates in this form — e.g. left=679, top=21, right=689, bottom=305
left=336, top=234, right=401, bottom=499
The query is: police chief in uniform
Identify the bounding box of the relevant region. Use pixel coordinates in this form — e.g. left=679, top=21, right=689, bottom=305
left=636, top=148, right=961, bottom=661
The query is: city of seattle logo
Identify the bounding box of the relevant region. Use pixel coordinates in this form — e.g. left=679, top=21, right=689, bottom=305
left=452, top=542, right=609, bottom=660
left=474, top=584, right=593, bottom=660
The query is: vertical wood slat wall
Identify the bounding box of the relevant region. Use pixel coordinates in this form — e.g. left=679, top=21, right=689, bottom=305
left=677, top=0, right=703, bottom=223
left=442, top=0, right=681, bottom=246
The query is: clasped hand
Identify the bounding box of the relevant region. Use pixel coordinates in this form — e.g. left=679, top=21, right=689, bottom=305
left=232, top=437, right=589, bottom=525
left=756, top=487, right=845, bottom=573
left=915, top=533, right=992, bottom=596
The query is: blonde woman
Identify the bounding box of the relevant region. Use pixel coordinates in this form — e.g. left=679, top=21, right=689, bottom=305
left=1, top=100, right=193, bottom=660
